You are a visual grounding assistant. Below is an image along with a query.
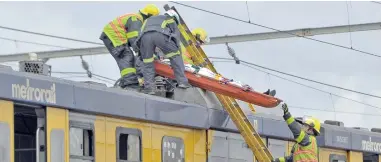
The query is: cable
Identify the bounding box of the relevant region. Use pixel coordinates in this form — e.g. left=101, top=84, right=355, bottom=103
left=0, top=25, right=103, bottom=45
left=213, top=60, right=381, bottom=115
left=170, top=1, right=381, bottom=59
left=371, top=1, right=381, bottom=5
left=210, top=56, right=381, bottom=99
left=53, top=71, right=115, bottom=84
left=0, top=36, right=71, bottom=49
left=211, top=58, right=381, bottom=110
left=51, top=71, right=116, bottom=82
left=345, top=1, right=353, bottom=48
left=288, top=105, right=381, bottom=117
left=240, top=62, right=381, bottom=110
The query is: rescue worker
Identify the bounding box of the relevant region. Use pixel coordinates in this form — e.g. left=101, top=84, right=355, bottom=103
left=134, top=9, right=191, bottom=95
left=180, top=28, right=210, bottom=65
left=99, top=4, right=160, bottom=91
left=273, top=103, right=320, bottom=162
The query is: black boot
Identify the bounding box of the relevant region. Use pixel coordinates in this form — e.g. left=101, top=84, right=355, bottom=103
left=123, top=84, right=141, bottom=92
left=263, top=89, right=276, bottom=97
left=269, top=90, right=276, bottom=97
left=178, top=82, right=192, bottom=89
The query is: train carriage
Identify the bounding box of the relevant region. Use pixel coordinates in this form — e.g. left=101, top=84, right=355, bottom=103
left=0, top=65, right=381, bottom=162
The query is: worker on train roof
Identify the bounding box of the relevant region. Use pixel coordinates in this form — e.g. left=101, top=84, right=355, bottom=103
left=134, top=9, right=191, bottom=95
left=99, top=4, right=160, bottom=92
left=273, top=103, right=320, bottom=162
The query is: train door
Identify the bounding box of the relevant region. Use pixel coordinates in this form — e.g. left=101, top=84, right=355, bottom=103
left=46, top=107, right=69, bottom=162
left=12, top=102, right=46, bottom=162
left=0, top=100, right=14, bottom=162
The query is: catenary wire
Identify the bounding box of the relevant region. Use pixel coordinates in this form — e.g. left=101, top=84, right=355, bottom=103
left=0, top=36, right=71, bottom=49
left=371, top=1, right=381, bottom=5
left=210, top=56, right=381, bottom=99
left=0, top=25, right=103, bottom=45
left=288, top=105, right=381, bottom=117
left=52, top=72, right=115, bottom=84
left=210, top=58, right=381, bottom=110
left=240, top=62, right=381, bottom=110
left=170, top=1, right=381, bottom=59
left=52, top=71, right=116, bottom=82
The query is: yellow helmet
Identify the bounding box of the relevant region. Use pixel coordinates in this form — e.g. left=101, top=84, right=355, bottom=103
left=297, top=116, right=321, bottom=135
left=191, top=28, right=210, bottom=44
left=140, top=4, right=160, bottom=16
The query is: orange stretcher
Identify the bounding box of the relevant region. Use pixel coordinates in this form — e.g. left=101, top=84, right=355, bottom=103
left=154, top=61, right=282, bottom=108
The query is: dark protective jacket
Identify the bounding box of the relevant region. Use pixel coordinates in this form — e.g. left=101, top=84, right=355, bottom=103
left=134, top=15, right=181, bottom=49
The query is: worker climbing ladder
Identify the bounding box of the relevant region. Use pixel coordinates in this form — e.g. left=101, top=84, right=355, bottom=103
left=163, top=4, right=274, bottom=162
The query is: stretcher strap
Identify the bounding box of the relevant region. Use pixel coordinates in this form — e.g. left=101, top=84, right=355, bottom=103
left=242, top=85, right=252, bottom=91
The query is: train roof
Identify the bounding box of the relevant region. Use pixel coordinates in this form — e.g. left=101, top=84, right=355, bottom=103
left=1, top=66, right=381, bottom=154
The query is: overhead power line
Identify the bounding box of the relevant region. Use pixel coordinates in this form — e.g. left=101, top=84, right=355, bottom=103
left=239, top=62, right=381, bottom=110
left=0, top=25, right=103, bottom=45
left=0, top=36, right=71, bottom=49
left=170, top=1, right=381, bottom=59
left=211, top=59, right=381, bottom=112
left=288, top=105, right=381, bottom=117
left=52, top=71, right=116, bottom=82
left=210, top=57, right=381, bottom=99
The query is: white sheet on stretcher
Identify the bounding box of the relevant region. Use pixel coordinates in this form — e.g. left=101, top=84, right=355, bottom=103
left=161, top=59, right=251, bottom=90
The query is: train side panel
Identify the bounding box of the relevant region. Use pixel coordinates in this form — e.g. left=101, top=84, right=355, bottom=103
left=348, top=151, right=363, bottom=162
left=151, top=124, right=206, bottom=162
left=319, top=148, right=347, bottom=162
left=0, top=100, right=14, bottom=162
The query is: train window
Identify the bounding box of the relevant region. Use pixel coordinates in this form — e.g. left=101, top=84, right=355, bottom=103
left=162, top=136, right=184, bottom=162
left=69, top=121, right=94, bottom=162
left=329, top=154, right=347, bottom=162
left=363, top=152, right=379, bottom=162
left=116, top=127, right=142, bottom=162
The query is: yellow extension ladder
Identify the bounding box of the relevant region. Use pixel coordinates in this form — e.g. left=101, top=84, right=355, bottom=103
left=163, top=4, right=274, bottom=162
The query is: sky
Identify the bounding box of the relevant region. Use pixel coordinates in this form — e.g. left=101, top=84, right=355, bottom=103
left=0, top=1, right=381, bottom=129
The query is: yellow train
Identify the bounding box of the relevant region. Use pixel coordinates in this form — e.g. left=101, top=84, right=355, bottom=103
left=1, top=66, right=381, bottom=162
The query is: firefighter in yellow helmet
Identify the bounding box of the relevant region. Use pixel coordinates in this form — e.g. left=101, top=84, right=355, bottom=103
left=273, top=103, right=320, bottom=162
left=192, top=28, right=210, bottom=45
left=99, top=4, right=159, bottom=91
left=180, top=28, right=210, bottom=65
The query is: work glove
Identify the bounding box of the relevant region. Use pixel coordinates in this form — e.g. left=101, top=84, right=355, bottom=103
left=281, top=103, right=289, bottom=114
left=111, top=45, right=126, bottom=58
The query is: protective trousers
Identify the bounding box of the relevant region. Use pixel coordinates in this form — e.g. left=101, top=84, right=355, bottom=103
left=100, top=32, right=139, bottom=87
left=139, top=32, right=188, bottom=90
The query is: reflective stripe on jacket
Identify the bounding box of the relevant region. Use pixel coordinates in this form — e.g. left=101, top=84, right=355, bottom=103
left=103, top=13, right=143, bottom=47
left=293, top=136, right=318, bottom=162
left=283, top=112, right=319, bottom=162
